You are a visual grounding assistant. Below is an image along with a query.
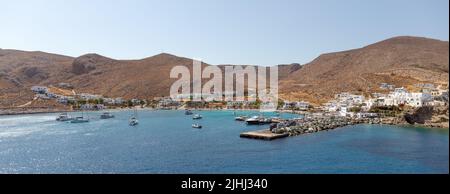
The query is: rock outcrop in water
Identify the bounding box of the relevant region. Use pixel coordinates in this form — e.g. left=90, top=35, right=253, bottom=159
left=403, top=105, right=449, bottom=128
left=404, top=106, right=434, bottom=124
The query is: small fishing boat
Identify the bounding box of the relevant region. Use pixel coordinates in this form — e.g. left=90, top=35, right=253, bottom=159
left=129, top=117, right=139, bottom=126
left=100, top=112, right=115, bottom=119
left=185, top=110, right=193, bottom=115
left=245, top=115, right=272, bottom=125
left=192, top=114, right=202, bottom=120
left=70, top=116, right=89, bottom=123
left=129, top=108, right=139, bottom=126
left=70, top=111, right=89, bottom=123
left=192, top=124, right=202, bottom=129
left=56, top=113, right=74, bottom=121
left=235, top=116, right=248, bottom=121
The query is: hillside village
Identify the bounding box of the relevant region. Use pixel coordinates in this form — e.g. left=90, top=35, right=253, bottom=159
left=0, top=37, right=448, bottom=128
left=5, top=80, right=445, bottom=128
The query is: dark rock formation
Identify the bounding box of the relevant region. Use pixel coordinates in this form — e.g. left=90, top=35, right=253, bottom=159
left=404, top=106, right=434, bottom=124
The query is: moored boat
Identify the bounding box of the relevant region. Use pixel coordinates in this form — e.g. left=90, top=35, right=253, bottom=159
left=185, top=110, right=193, bottom=115
left=70, top=111, right=89, bottom=123
left=56, top=113, right=74, bottom=121
left=192, top=114, right=202, bottom=120
left=192, top=123, right=202, bottom=128
left=129, top=108, right=139, bottom=126
left=245, top=115, right=272, bottom=125
left=70, top=116, right=89, bottom=123
left=129, top=117, right=139, bottom=126
left=235, top=116, right=248, bottom=121
left=245, top=116, right=263, bottom=125
left=100, top=112, right=115, bottom=119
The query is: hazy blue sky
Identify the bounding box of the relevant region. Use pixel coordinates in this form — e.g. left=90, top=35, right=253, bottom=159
left=1, top=0, right=448, bottom=66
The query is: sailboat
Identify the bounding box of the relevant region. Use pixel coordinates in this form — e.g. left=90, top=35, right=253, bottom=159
left=129, top=108, right=139, bottom=126
left=70, top=110, right=89, bottom=123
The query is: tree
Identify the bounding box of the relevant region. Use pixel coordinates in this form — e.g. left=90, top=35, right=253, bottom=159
left=349, top=106, right=362, bottom=113
left=278, top=99, right=285, bottom=109
left=78, top=99, right=87, bottom=105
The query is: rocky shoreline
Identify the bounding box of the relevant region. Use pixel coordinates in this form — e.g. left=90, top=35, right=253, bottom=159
left=270, top=115, right=448, bottom=137
left=0, top=108, right=71, bottom=116
left=0, top=107, right=152, bottom=116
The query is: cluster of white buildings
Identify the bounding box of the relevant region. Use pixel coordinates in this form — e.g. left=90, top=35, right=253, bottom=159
left=374, top=87, right=432, bottom=107
left=80, top=104, right=106, bottom=110
left=282, top=101, right=310, bottom=110
left=31, top=86, right=75, bottom=103
left=57, top=96, right=76, bottom=104
left=103, top=97, right=125, bottom=105
left=30, top=86, right=128, bottom=107
left=322, top=93, right=367, bottom=117
left=321, top=85, right=448, bottom=117
left=78, top=93, right=103, bottom=101
left=31, top=86, right=49, bottom=94
left=157, top=97, right=181, bottom=108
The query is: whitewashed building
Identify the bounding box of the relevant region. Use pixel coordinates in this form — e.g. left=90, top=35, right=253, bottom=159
left=131, top=99, right=142, bottom=105
left=375, top=88, right=432, bottom=107
left=80, top=104, right=105, bottom=110
left=405, top=93, right=432, bottom=107
left=283, top=101, right=310, bottom=110
left=78, top=93, right=102, bottom=100
left=335, top=93, right=365, bottom=106
left=31, top=86, right=48, bottom=94
left=57, top=96, right=75, bottom=104
left=362, top=99, right=376, bottom=111
left=158, top=97, right=180, bottom=107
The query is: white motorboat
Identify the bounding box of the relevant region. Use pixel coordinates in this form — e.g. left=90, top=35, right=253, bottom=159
left=129, top=117, right=139, bottom=126
left=100, top=112, right=115, bottom=119
left=192, top=123, right=202, bottom=129
left=56, top=113, right=74, bottom=121
left=70, top=116, right=89, bottom=123
left=192, top=114, right=202, bottom=120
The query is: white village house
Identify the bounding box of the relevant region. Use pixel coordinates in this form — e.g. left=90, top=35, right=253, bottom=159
left=282, top=101, right=310, bottom=110
left=31, top=86, right=48, bottom=94
left=78, top=93, right=103, bottom=101
left=375, top=87, right=432, bottom=107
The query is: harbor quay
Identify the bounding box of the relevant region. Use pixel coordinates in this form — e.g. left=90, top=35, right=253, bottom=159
left=240, top=115, right=403, bottom=140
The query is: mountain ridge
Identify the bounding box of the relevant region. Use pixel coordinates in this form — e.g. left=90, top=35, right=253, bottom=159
left=1, top=36, right=448, bottom=107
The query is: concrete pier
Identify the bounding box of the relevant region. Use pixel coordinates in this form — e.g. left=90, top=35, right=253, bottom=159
left=240, top=129, right=289, bottom=141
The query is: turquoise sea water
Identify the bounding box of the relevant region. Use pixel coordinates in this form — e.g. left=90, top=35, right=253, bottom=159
left=0, top=110, right=448, bottom=174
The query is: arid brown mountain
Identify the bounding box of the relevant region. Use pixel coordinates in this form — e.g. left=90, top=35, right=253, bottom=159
left=280, top=36, right=449, bottom=104
left=0, top=50, right=73, bottom=106
left=0, top=50, right=220, bottom=107
left=0, top=36, right=448, bottom=107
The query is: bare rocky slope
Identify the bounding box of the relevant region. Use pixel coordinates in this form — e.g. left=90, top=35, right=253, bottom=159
left=1, top=36, right=448, bottom=107
left=280, top=36, right=449, bottom=104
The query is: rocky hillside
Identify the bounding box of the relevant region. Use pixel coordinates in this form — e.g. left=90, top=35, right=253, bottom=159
left=280, top=36, right=449, bottom=104
left=0, top=36, right=448, bottom=107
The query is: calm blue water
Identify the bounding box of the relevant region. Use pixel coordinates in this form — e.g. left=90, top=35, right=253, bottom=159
left=0, top=110, right=448, bottom=174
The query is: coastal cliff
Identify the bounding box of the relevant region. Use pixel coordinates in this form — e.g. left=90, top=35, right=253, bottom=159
left=404, top=106, right=449, bottom=128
